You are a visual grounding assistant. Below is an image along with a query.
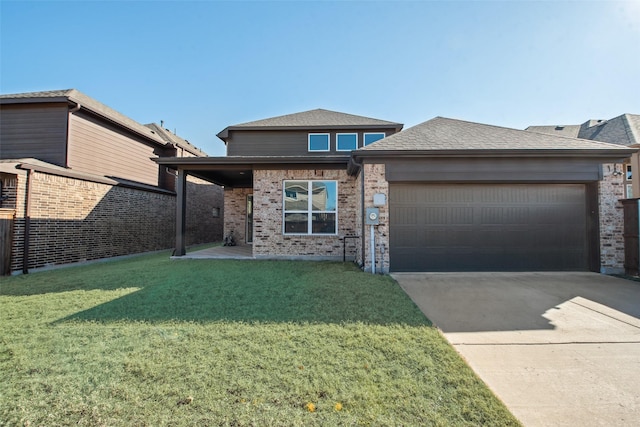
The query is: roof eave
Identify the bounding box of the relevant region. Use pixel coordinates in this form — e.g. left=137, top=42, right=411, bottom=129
left=0, top=96, right=71, bottom=105
left=154, top=155, right=351, bottom=168
left=353, top=148, right=637, bottom=160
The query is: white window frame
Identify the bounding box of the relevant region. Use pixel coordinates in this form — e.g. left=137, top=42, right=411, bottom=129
left=336, top=133, right=358, bottom=151
left=282, top=180, right=338, bottom=236
left=363, top=132, right=386, bottom=147
left=308, top=133, right=330, bottom=152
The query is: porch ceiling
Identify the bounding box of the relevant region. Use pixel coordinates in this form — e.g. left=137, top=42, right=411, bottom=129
left=188, top=168, right=253, bottom=188
left=156, top=156, right=350, bottom=188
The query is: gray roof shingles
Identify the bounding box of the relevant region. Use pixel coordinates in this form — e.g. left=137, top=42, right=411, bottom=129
left=525, top=125, right=581, bottom=138
left=231, top=108, right=402, bottom=128
left=217, top=108, right=403, bottom=140
left=359, top=117, right=634, bottom=152
left=527, top=114, right=640, bottom=147
left=144, top=123, right=207, bottom=156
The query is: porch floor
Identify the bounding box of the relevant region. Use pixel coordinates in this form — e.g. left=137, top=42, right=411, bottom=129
left=173, top=244, right=254, bottom=260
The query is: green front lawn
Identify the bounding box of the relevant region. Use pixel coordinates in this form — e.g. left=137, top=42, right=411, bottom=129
left=0, top=252, right=520, bottom=426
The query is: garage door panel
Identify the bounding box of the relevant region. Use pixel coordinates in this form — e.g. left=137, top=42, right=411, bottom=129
left=390, top=184, right=588, bottom=272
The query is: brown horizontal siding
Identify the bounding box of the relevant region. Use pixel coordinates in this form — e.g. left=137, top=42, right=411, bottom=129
left=0, top=103, right=68, bottom=166
left=227, top=128, right=397, bottom=156
left=383, top=157, right=603, bottom=183
left=68, top=112, right=160, bottom=186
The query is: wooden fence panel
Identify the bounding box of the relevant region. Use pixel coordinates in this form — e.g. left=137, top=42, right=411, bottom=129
left=622, top=199, right=639, bottom=276
left=0, top=208, right=15, bottom=276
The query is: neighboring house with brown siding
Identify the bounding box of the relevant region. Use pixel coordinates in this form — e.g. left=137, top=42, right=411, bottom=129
left=0, top=89, right=223, bottom=274
left=158, top=110, right=635, bottom=274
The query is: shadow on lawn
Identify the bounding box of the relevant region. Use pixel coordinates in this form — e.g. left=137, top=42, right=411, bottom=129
left=51, top=260, right=430, bottom=326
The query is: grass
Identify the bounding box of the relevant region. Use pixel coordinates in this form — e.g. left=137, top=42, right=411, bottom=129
left=0, top=251, right=520, bottom=426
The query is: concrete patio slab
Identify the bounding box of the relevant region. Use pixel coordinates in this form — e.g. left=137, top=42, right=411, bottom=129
left=172, top=245, right=254, bottom=259
left=393, top=272, right=640, bottom=427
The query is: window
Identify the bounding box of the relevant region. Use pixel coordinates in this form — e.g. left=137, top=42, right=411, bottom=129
left=283, top=180, right=337, bottom=235
left=336, top=133, right=357, bottom=151
left=363, top=132, right=385, bottom=146
left=627, top=164, right=632, bottom=181
left=308, top=133, right=330, bottom=152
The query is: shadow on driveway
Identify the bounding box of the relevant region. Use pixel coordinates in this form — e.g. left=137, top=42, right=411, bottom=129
left=393, top=271, right=640, bottom=334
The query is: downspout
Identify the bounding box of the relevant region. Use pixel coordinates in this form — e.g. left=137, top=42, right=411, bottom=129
left=350, top=155, right=366, bottom=270
left=22, top=168, right=33, bottom=274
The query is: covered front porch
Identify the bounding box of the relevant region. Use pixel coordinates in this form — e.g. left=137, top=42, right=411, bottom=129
left=155, top=156, right=351, bottom=258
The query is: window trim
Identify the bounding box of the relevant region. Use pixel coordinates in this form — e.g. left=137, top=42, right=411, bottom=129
left=308, top=133, right=330, bottom=152
left=336, top=133, right=358, bottom=151
left=363, top=132, right=386, bottom=147
left=282, top=179, right=338, bottom=236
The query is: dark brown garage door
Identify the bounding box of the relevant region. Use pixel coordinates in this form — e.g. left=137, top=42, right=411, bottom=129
left=389, top=184, right=588, bottom=272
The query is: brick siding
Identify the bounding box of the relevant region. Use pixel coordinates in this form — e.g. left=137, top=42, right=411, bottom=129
left=223, top=187, right=252, bottom=244
left=599, top=163, right=626, bottom=273
left=361, top=163, right=389, bottom=273
left=3, top=169, right=222, bottom=273
left=251, top=168, right=358, bottom=260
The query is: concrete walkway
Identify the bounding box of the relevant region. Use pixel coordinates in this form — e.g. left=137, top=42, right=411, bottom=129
left=393, top=272, right=640, bottom=427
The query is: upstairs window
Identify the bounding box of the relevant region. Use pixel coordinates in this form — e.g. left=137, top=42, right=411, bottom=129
left=308, top=133, right=330, bottom=152
left=363, top=132, right=386, bottom=146
left=336, top=133, right=358, bottom=151
left=283, top=180, right=337, bottom=235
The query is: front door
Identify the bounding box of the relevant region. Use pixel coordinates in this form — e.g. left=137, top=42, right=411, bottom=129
left=246, top=194, right=253, bottom=244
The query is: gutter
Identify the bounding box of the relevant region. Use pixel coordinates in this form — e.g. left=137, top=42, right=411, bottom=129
left=352, top=148, right=638, bottom=161
left=349, top=156, right=366, bottom=270
left=17, top=162, right=175, bottom=195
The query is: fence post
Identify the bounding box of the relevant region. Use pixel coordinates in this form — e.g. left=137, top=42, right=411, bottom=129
left=0, top=208, right=15, bottom=276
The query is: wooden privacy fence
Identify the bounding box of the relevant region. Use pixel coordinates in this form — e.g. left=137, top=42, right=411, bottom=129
left=0, top=208, right=15, bottom=276
left=622, top=199, right=640, bottom=276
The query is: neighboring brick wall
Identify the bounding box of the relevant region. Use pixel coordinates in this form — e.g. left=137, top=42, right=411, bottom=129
left=362, top=163, right=389, bottom=273
left=599, top=163, right=626, bottom=273
left=186, top=175, right=224, bottom=244
left=5, top=169, right=223, bottom=273
left=223, top=187, right=252, bottom=244
left=252, top=168, right=357, bottom=259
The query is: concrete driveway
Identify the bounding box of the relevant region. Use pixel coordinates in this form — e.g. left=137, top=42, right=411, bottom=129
left=393, top=272, right=640, bottom=427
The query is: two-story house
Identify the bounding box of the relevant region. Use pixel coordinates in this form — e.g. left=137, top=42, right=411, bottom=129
left=0, top=89, right=223, bottom=274
left=160, top=110, right=634, bottom=274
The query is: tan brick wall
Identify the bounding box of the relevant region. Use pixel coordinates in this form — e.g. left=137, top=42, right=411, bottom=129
left=362, top=163, right=389, bottom=273
left=223, top=187, right=252, bottom=244
left=252, top=168, right=357, bottom=259
left=599, top=163, right=625, bottom=273
left=5, top=170, right=223, bottom=273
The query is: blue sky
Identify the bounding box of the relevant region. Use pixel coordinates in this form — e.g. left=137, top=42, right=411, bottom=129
left=2, top=0, right=639, bottom=156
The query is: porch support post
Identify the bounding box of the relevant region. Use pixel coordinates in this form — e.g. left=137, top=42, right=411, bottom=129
left=175, top=168, right=187, bottom=256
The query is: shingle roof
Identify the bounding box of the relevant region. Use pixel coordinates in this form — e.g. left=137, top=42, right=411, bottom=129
left=358, top=116, right=635, bottom=153
left=1, top=89, right=167, bottom=146
left=145, top=123, right=207, bottom=156
left=578, top=114, right=640, bottom=146
left=527, top=114, right=640, bottom=147
left=525, top=125, right=581, bottom=138
left=217, top=108, right=402, bottom=140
